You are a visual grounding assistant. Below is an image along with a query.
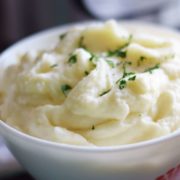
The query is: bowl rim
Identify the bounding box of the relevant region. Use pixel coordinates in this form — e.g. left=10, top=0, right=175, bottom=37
left=1, top=120, right=180, bottom=153
left=0, top=20, right=180, bottom=153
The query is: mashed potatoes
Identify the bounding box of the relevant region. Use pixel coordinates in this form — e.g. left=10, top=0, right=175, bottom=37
left=0, top=20, right=180, bottom=146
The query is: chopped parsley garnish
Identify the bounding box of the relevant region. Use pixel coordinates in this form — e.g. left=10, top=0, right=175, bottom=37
left=105, top=60, right=115, bottom=68
left=107, top=34, right=132, bottom=58
left=144, top=64, right=160, bottom=74
left=137, top=56, right=146, bottom=66
left=107, top=49, right=127, bottom=58
left=119, top=79, right=127, bottom=89
left=50, top=64, right=58, bottom=68
left=116, top=61, right=136, bottom=90
left=61, top=84, right=72, bottom=96
left=92, top=125, right=95, bottom=130
left=59, top=33, right=67, bottom=40
left=79, top=36, right=86, bottom=49
left=128, top=75, right=136, bottom=81
left=68, top=54, right=77, bottom=64
left=88, top=53, right=99, bottom=65
left=84, top=71, right=89, bottom=76
left=99, top=89, right=111, bottom=96
left=89, top=53, right=97, bottom=62
left=126, top=61, right=132, bottom=65
left=89, top=53, right=95, bottom=61
left=118, top=73, right=136, bottom=89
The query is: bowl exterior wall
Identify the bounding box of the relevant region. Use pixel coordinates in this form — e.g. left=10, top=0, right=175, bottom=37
left=0, top=21, right=180, bottom=180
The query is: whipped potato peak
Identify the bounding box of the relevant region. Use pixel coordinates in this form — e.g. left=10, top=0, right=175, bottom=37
left=0, top=20, right=180, bottom=146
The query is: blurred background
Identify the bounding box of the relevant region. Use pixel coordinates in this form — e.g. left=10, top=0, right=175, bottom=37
left=0, top=0, right=180, bottom=179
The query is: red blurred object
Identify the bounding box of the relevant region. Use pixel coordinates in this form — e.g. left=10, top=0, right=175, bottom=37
left=156, top=164, right=180, bottom=180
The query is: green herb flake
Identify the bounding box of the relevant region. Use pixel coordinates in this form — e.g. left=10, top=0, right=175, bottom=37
left=137, top=56, right=146, bottom=66
left=127, top=61, right=132, bottom=65
left=119, top=79, right=127, bottom=89
left=122, top=61, right=133, bottom=76
left=123, top=72, right=135, bottom=78
left=107, top=34, right=132, bottom=58
left=140, top=56, right=145, bottom=61
left=128, top=75, right=136, bottom=81
left=99, top=89, right=111, bottom=96
left=144, top=64, right=160, bottom=74
left=89, top=54, right=94, bottom=61
left=92, top=125, right=95, bottom=130
left=84, top=71, right=89, bottom=76
left=107, top=49, right=127, bottom=58
left=61, top=84, right=72, bottom=96
left=116, top=61, right=136, bottom=90
left=105, top=60, right=115, bottom=68
left=50, top=64, right=58, bottom=68
left=84, top=49, right=99, bottom=64
left=118, top=51, right=127, bottom=58
left=79, top=36, right=86, bottom=49
left=68, top=54, right=77, bottom=64
left=89, top=53, right=95, bottom=61
left=59, top=33, right=67, bottom=40
left=89, top=53, right=98, bottom=64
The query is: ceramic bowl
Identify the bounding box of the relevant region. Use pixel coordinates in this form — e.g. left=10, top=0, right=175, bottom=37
left=0, top=22, right=180, bottom=180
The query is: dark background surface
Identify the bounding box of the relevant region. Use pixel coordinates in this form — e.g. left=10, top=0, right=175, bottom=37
left=1, top=0, right=173, bottom=53
left=0, top=0, right=92, bottom=53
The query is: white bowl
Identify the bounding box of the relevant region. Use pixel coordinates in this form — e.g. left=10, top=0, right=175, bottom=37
left=0, top=22, right=180, bottom=180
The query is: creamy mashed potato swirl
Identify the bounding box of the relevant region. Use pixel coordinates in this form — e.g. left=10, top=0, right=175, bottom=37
left=1, top=20, right=180, bottom=146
